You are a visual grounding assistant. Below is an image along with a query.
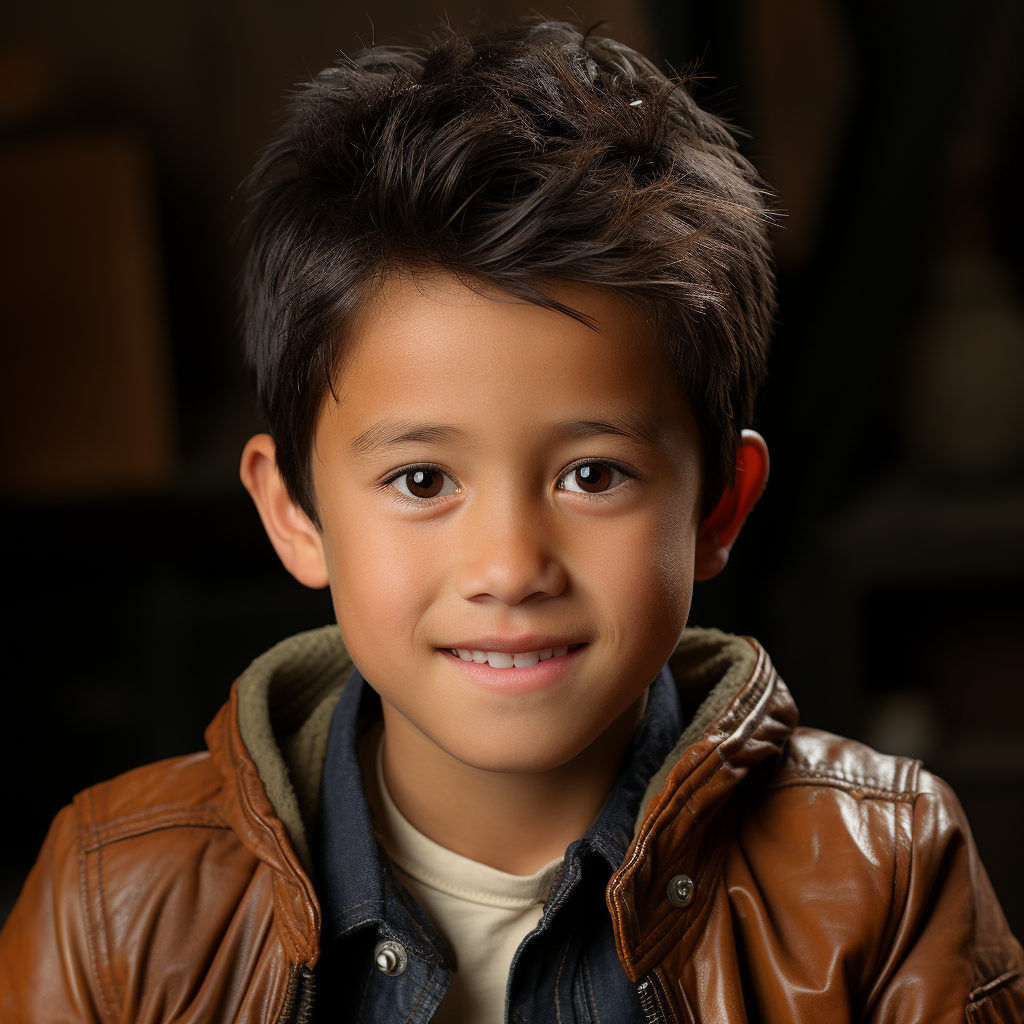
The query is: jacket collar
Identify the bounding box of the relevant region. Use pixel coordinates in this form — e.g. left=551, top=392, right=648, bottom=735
left=203, top=626, right=798, bottom=970
left=205, top=627, right=355, bottom=966
left=607, top=637, right=798, bottom=981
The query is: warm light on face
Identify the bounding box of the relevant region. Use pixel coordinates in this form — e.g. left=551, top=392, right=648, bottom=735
left=310, top=272, right=705, bottom=773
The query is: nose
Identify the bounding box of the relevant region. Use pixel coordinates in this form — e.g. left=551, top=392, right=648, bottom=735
left=453, top=499, right=567, bottom=606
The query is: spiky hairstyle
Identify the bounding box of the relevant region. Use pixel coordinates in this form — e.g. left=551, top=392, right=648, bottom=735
left=242, top=18, right=775, bottom=522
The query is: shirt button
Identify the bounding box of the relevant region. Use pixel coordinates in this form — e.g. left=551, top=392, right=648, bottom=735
left=667, top=874, right=695, bottom=908
left=374, top=939, right=408, bottom=976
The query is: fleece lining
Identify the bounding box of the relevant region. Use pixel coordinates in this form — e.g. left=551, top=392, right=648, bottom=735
left=636, top=629, right=759, bottom=834
left=235, top=627, right=354, bottom=875
left=232, top=625, right=759, bottom=874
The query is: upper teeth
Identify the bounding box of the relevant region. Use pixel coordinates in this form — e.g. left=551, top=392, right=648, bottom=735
left=453, top=647, right=570, bottom=668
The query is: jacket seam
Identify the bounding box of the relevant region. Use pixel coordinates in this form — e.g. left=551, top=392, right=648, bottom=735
left=764, top=769, right=918, bottom=800
left=77, top=809, right=111, bottom=1024
left=860, top=787, right=924, bottom=1019
left=581, top=951, right=602, bottom=1024
left=84, top=805, right=230, bottom=850
left=400, top=960, right=437, bottom=1024
left=77, top=791, right=121, bottom=1024
left=878, top=793, right=907, bottom=1004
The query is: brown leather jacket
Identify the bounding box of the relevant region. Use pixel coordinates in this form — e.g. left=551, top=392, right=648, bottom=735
left=1, top=627, right=1021, bottom=1023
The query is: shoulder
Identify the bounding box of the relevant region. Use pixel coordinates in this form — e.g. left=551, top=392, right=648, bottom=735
left=768, top=726, right=922, bottom=798
left=1, top=752, right=286, bottom=1023
left=73, top=750, right=231, bottom=842
left=739, top=727, right=957, bottom=911
left=732, top=728, right=923, bottom=945
left=68, top=751, right=268, bottom=940
left=755, top=728, right=983, bottom=874
left=0, top=752, right=268, bottom=1023
left=733, top=727, right=1024, bottom=1017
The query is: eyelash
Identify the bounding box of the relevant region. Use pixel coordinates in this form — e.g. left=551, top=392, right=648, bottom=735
left=379, top=459, right=637, bottom=504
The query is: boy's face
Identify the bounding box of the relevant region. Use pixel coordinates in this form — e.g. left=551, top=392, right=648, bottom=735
left=311, top=272, right=704, bottom=773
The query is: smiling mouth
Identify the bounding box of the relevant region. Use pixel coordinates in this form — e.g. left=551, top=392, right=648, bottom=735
left=445, top=644, right=586, bottom=669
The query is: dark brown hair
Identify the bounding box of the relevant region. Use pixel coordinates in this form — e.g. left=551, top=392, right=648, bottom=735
left=241, top=18, right=775, bottom=522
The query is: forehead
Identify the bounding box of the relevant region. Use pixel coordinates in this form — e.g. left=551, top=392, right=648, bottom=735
left=324, top=271, right=689, bottom=444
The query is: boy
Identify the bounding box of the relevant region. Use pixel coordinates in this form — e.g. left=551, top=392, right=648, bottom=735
left=1, top=18, right=1021, bottom=1024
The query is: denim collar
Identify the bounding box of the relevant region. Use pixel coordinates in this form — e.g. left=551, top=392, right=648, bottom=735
left=315, top=663, right=683, bottom=947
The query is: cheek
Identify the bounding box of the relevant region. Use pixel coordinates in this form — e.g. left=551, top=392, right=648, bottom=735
left=581, top=501, right=697, bottom=647
left=321, top=504, right=443, bottom=668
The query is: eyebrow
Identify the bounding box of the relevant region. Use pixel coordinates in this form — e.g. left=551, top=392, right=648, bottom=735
left=349, top=413, right=661, bottom=458
left=349, top=420, right=473, bottom=458
left=550, top=415, right=662, bottom=448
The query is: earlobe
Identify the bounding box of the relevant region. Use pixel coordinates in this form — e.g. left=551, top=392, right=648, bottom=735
left=693, top=430, right=769, bottom=582
left=239, top=434, right=331, bottom=589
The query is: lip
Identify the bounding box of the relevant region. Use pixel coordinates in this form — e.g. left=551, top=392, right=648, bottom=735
left=441, top=643, right=588, bottom=695
left=441, top=633, right=585, bottom=653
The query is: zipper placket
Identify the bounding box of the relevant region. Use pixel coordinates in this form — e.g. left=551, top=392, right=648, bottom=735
left=276, top=964, right=316, bottom=1024
left=636, top=973, right=668, bottom=1024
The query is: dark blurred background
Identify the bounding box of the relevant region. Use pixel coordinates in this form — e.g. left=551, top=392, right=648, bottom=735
left=2, top=0, right=1022, bottom=938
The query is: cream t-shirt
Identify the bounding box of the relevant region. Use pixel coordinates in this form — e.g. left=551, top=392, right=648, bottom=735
left=374, top=737, right=563, bottom=1024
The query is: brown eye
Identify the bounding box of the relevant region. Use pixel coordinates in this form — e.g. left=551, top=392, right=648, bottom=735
left=407, top=468, right=442, bottom=497
left=574, top=464, right=611, bottom=492
left=390, top=466, right=460, bottom=501
left=559, top=461, right=626, bottom=494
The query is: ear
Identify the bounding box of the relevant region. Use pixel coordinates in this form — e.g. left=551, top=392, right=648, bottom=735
left=239, top=433, right=330, bottom=589
left=694, top=430, right=769, bottom=582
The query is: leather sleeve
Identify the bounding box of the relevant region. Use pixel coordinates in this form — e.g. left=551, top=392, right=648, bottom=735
left=867, top=772, right=1024, bottom=1023
left=0, top=803, right=104, bottom=1023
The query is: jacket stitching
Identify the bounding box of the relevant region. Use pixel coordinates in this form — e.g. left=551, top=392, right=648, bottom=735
left=92, top=801, right=125, bottom=1018
left=84, top=807, right=230, bottom=850
left=333, top=895, right=385, bottom=918
left=854, top=791, right=924, bottom=1019
left=765, top=768, right=918, bottom=800
left=613, top=737, right=735, bottom=970
left=334, top=906, right=383, bottom=941
left=581, top=951, right=602, bottom=1024
left=872, top=790, right=904, bottom=1013
left=712, top=643, right=769, bottom=737
left=77, top=802, right=114, bottom=1024
left=400, top=960, right=436, bottom=1024
left=612, top=644, right=770, bottom=966
left=634, top=661, right=780, bottom=967
left=82, top=790, right=124, bottom=1023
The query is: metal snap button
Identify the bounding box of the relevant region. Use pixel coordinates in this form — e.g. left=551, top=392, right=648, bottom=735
left=667, top=873, right=695, bottom=908
left=373, top=938, right=408, bottom=976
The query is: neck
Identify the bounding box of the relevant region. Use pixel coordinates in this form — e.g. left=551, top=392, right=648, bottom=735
left=367, top=691, right=648, bottom=876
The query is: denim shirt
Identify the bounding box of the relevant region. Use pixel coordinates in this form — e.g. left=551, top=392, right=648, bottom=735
left=312, top=666, right=683, bottom=1023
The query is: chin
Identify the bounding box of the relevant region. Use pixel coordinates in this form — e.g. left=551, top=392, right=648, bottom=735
left=444, top=731, right=586, bottom=774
